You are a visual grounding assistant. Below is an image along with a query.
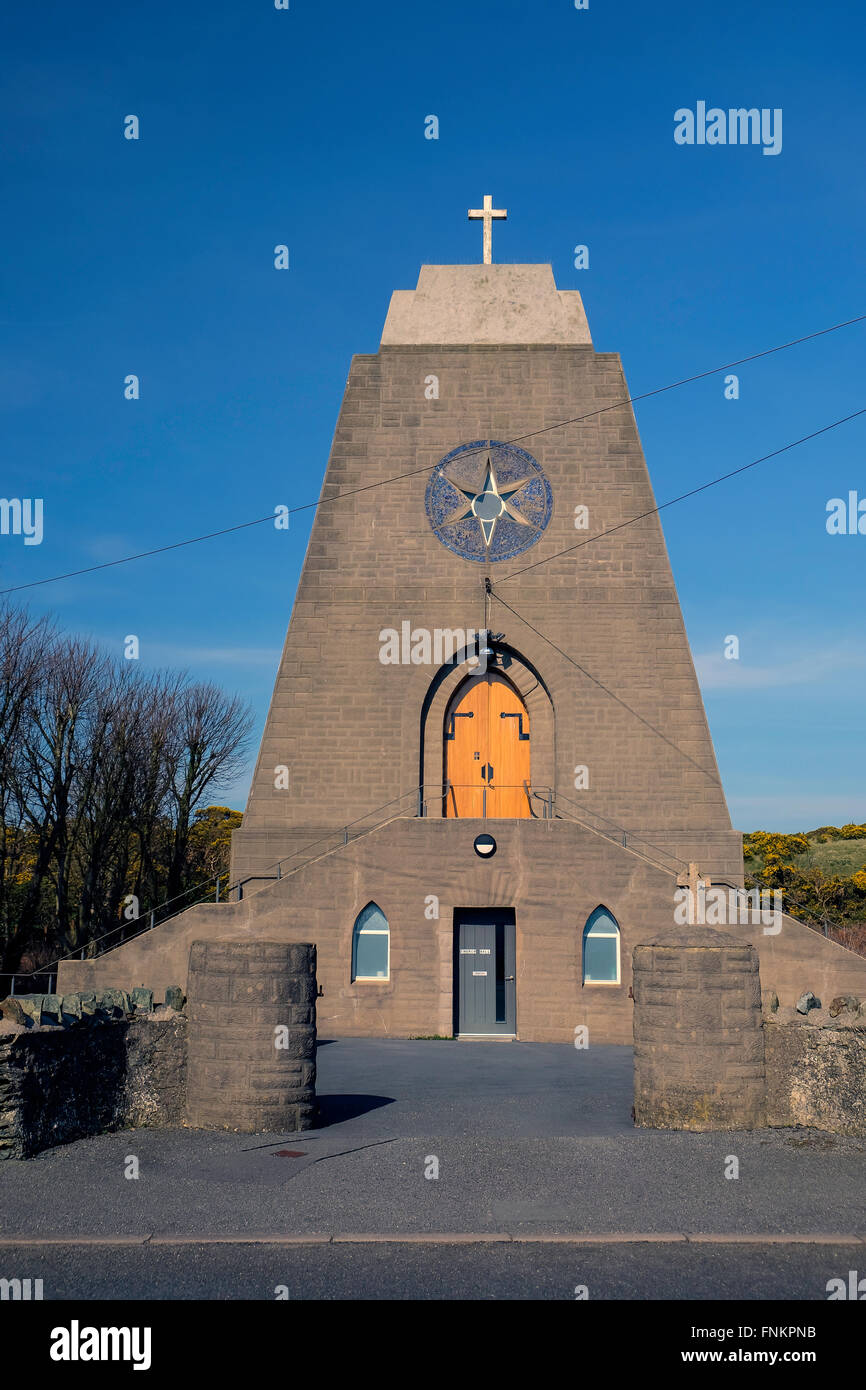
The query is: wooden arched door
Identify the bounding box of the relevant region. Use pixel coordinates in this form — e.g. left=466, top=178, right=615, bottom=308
left=444, top=673, right=531, bottom=818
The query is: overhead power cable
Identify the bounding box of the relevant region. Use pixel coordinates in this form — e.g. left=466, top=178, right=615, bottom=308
left=491, top=590, right=723, bottom=786
left=470, top=311, right=866, bottom=454
left=498, top=406, right=866, bottom=583
left=1, top=313, right=864, bottom=596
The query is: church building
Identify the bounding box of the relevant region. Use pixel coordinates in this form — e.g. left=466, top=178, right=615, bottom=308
left=59, top=201, right=866, bottom=1042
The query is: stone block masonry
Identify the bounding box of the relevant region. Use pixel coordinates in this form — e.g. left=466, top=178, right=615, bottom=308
left=1, top=943, right=318, bottom=1154
left=185, top=940, right=317, bottom=1133
left=231, top=268, right=742, bottom=885
left=633, top=926, right=766, bottom=1130
left=61, top=259, right=866, bottom=1050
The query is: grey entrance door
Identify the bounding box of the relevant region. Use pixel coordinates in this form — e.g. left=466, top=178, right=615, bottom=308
left=455, top=910, right=516, bottom=1036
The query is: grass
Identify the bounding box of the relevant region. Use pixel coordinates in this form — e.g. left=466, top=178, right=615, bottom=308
left=797, top=838, right=866, bottom=876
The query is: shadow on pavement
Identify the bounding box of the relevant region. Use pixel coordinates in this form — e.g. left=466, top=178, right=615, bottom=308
left=315, top=1093, right=395, bottom=1126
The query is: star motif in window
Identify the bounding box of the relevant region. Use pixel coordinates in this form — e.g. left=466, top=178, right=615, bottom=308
left=440, top=455, right=535, bottom=547
left=426, top=440, right=552, bottom=563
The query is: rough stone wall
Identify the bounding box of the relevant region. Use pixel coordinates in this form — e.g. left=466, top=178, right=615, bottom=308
left=764, top=1006, right=866, bottom=1136
left=123, top=1015, right=187, bottom=1128
left=185, top=940, right=316, bottom=1133
left=0, top=1013, right=186, bottom=1160
left=633, top=927, right=766, bottom=1130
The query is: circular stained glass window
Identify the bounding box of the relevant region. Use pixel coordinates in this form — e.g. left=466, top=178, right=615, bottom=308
left=425, top=440, right=553, bottom=563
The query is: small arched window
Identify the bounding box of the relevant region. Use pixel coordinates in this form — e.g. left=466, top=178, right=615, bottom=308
left=582, top=907, right=620, bottom=984
left=352, top=902, right=390, bottom=981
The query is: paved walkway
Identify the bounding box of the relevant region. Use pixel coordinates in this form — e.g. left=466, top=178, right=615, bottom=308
left=1, top=1040, right=864, bottom=1297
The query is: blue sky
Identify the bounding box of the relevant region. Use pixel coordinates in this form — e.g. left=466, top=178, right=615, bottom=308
left=1, top=0, right=864, bottom=831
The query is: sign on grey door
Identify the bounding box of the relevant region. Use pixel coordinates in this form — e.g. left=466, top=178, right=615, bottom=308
left=455, top=910, right=516, bottom=1036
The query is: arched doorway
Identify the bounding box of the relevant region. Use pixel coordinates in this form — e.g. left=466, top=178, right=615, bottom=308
left=444, top=672, right=530, bottom=817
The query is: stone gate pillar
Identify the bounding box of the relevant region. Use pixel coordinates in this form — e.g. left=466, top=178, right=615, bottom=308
left=185, top=940, right=316, bottom=1132
left=633, top=926, right=765, bottom=1129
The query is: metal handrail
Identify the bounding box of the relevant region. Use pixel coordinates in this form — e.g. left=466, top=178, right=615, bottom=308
left=548, top=788, right=688, bottom=873
left=1, top=780, right=694, bottom=988
left=4, top=785, right=449, bottom=984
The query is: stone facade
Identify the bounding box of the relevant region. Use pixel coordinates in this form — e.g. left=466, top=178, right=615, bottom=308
left=185, top=940, right=316, bottom=1133
left=58, top=821, right=866, bottom=1046
left=633, top=927, right=766, bottom=1129
left=232, top=270, right=739, bottom=886
left=53, top=261, right=866, bottom=1043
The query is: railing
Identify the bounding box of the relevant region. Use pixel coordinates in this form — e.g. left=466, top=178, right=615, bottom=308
left=1, top=970, right=57, bottom=997
left=713, top=877, right=833, bottom=939
left=542, top=788, right=687, bottom=877
left=524, top=781, right=554, bottom=818
left=1, top=785, right=451, bottom=991
left=0, top=780, right=692, bottom=992
left=444, top=781, right=539, bottom=818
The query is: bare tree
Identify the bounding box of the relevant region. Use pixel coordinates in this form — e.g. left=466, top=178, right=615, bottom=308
left=71, top=663, right=146, bottom=952
left=15, top=637, right=106, bottom=960
left=0, top=604, right=54, bottom=966
left=164, top=681, right=253, bottom=902
left=127, top=671, right=185, bottom=910
left=0, top=603, right=253, bottom=974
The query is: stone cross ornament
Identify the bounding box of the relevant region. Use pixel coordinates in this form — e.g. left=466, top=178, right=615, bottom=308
left=468, top=194, right=507, bottom=264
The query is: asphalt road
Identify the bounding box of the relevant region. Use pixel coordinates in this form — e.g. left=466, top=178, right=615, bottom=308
left=2, top=1039, right=864, bottom=1300
left=0, top=1238, right=859, bottom=1300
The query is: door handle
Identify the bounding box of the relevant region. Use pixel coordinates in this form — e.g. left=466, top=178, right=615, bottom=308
left=505, top=975, right=515, bottom=982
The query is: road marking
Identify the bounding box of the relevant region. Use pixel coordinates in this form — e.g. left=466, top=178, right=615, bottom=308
left=0, top=1232, right=863, bottom=1247
left=332, top=1233, right=511, bottom=1244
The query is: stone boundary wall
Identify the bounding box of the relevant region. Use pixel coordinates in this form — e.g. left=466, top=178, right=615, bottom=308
left=1, top=942, right=320, bottom=1154
left=0, top=985, right=183, bottom=1029
left=633, top=927, right=766, bottom=1130
left=186, top=940, right=317, bottom=1133
left=764, top=1003, right=866, bottom=1137
left=0, top=996, right=186, bottom=1160
left=633, top=928, right=866, bottom=1135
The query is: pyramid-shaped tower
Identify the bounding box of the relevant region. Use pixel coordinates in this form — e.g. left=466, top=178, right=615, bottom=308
left=232, top=259, right=740, bottom=887
left=61, top=229, right=866, bottom=1041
